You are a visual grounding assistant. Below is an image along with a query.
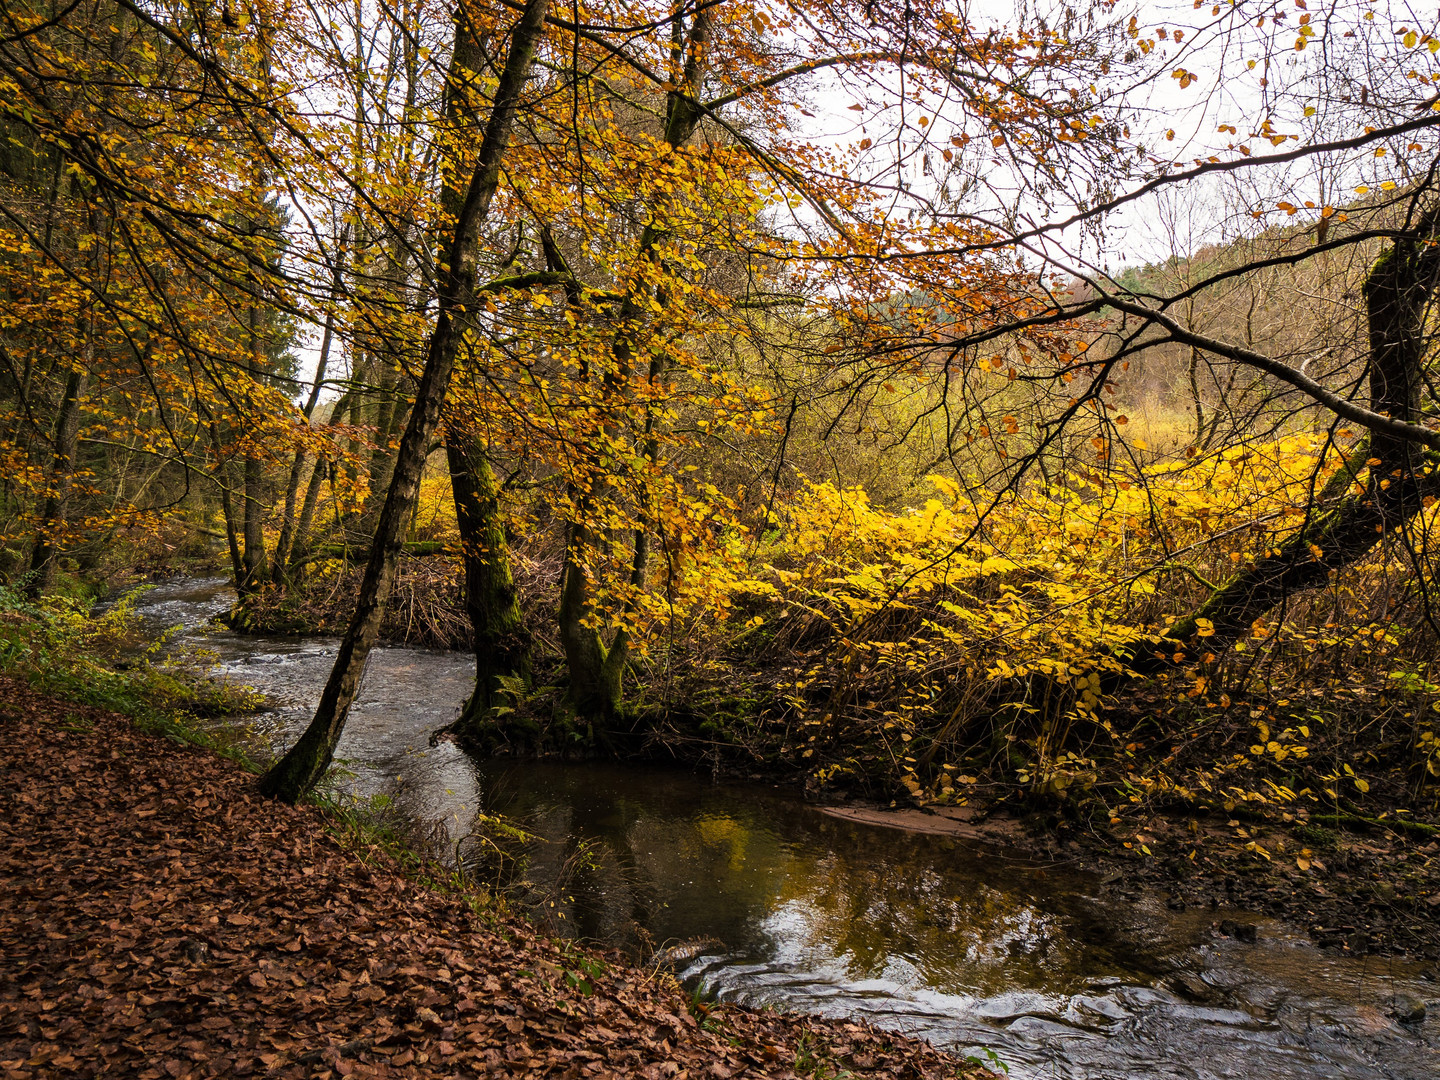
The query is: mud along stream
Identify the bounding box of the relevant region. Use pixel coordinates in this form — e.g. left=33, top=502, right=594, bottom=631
left=128, top=577, right=1438, bottom=1080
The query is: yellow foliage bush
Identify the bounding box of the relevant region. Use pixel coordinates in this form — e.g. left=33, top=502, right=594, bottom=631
left=658, top=431, right=1440, bottom=800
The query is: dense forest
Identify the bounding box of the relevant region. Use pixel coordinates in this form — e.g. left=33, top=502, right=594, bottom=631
left=2, top=0, right=1439, bottom=830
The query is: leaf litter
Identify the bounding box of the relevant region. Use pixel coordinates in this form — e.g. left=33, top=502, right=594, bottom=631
left=0, top=678, right=989, bottom=1079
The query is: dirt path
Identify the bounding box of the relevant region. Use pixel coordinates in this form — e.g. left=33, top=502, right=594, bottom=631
left=0, top=680, right=985, bottom=1080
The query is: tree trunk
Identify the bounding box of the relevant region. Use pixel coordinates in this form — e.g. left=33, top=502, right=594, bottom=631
left=259, top=0, right=552, bottom=803
left=27, top=194, right=100, bottom=598
left=271, top=447, right=310, bottom=581
left=26, top=360, right=90, bottom=597
left=360, top=387, right=408, bottom=539
left=210, top=421, right=245, bottom=590
left=445, top=425, right=531, bottom=734
left=273, top=271, right=341, bottom=581
left=286, top=454, right=328, bottom=575
left=1158, top=217, right=1440, bottom=661
left=556, top=9, right=711, bottom=723
left=282, top=388, right=354, bottom=574
left=240, top=450, right=268, bottom=594
left=558, top=522, right=625, bottom=723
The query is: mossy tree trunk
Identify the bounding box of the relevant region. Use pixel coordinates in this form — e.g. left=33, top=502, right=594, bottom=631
left=445, top=423, right=530, bottom=730
left=558, top=523, right=627, bottom=724
left=259, top=0, right=552, bottom=804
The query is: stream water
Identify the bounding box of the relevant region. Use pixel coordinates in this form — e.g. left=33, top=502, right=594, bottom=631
left=128, top=576, right=1439, bottom=1079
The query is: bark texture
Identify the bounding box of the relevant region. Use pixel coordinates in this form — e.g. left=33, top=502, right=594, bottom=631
left=446, top=426, right=530, bottom=731
left=259, top=0, right=552, bottom=803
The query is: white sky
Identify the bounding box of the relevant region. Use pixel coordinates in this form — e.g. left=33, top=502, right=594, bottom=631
left=287, top=0, right=1440, bottom=399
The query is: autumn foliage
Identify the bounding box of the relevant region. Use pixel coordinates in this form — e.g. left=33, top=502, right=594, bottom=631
left=0, top=0, right=1438, bottom=815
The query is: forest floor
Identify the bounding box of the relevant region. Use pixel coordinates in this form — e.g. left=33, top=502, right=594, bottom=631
left=0, top=679, right=989, bottom=1080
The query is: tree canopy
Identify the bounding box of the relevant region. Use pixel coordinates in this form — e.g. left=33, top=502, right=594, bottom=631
left=2, top=0, right=1438, bottom=814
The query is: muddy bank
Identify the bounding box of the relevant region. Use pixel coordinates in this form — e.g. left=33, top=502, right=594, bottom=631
left=818, top=797, right=1440, bottom=965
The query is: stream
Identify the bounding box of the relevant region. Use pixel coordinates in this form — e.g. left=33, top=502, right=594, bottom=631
left=128, top=576, right=1438, bottom=1080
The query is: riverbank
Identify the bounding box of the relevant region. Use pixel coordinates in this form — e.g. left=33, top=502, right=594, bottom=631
left=0, top=679, right=989, bottom=1080
left=817, top=795, right=1440, bottom=967
left=81, top=572, right=1440, bottom=969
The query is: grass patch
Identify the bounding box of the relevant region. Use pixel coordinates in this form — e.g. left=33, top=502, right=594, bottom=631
left=0, top=583, right=265, bottom=768
left=0, top=582, right=518, bottom=919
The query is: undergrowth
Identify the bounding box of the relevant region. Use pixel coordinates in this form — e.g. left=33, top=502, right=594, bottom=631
left=618, top=445, right=1440, bottom=833
left=0, top=583, right=265, bottom=766
left=232, top=557, right=472, bottom=648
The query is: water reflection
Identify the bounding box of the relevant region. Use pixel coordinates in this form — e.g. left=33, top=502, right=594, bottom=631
left=129, top=577, right=1439, bottom=1080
